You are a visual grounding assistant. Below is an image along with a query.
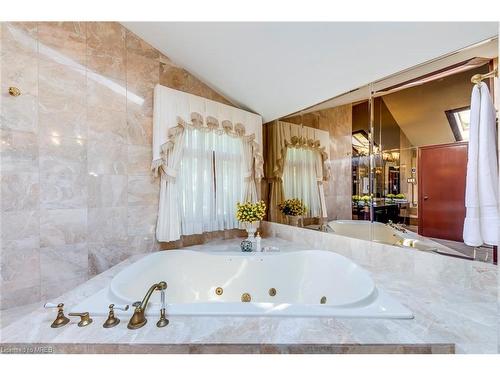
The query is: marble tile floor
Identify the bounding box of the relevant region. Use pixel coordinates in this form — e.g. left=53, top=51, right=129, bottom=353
left=0, top=236, right=497, bottom=354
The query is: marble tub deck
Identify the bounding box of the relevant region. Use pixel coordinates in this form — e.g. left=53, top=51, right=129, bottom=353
left=0, top=236, right=497, bottom=354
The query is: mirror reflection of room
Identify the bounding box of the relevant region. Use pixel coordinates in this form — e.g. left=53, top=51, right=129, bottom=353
left=369, top=60, right=497, bottom=260
left=263, top=106, right=353, bottom=229
left=263, top=45, right=498, bottom=263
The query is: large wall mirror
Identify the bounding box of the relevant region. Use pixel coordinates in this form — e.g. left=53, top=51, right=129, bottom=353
left=262, top=40, right=498, bottom=262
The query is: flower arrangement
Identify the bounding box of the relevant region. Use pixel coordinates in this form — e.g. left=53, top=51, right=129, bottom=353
left=236, top=201, right=266, bottom=223
left=353, top=194, right=372, bottom=206
left=278, top=198, right=307, bottom=216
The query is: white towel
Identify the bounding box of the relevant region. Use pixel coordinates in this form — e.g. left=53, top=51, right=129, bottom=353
left=463, top=82, right=499, bottom=246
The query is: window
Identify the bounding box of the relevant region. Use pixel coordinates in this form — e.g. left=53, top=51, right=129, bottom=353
left=178, top=128, right=244, bottom=235
left=282, top=147, right=321, bottom=218
left=445, top=106, right=470, bottom=141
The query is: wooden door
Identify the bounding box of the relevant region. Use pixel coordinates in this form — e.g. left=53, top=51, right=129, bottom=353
left=418, top=142, right=468, bottom=241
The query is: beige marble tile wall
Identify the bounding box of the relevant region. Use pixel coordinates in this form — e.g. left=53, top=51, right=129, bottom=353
left=0, top=22, right=233, bottom=309
left=315, top=105, right=352, bottom=220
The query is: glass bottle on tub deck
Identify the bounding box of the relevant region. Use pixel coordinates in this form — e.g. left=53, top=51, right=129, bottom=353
left=255, top=231, right=262, bottom=252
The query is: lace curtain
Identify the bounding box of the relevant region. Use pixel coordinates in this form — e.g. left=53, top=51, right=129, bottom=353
left=178, top=128, right=215, bottom=235
left=214, top=132, right=245, bottom=229
left=178, top=128, right=244, bottom=235
left=283, top=147, right=322, bottom=218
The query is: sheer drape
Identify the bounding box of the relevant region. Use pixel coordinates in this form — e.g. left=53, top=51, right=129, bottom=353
left=283, top=147, right=322, bottom=218
left=178, top=128, right=216, bottom=235
left=214, top=133, right=244, bottom=230
left=177, top=128, right=244, bottom=236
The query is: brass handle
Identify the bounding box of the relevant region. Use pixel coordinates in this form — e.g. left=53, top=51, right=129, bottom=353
left=44, top=302, right=63, bottom=309
left=8, top=86, right=21, bottom=97
left=103, top=304, right=128, bottom=328
left=69, top=312, right=93, bottom=327
left=110, top=304, right=129, bottom=311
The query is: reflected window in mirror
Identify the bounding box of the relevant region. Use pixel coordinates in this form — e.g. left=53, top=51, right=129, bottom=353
left=282, top=147, right=322, bottom=218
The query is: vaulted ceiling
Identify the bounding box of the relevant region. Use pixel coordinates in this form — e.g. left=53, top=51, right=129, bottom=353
left=122, top=22, right=498, bottom=122
left=382, top=65, right=490, bottom=147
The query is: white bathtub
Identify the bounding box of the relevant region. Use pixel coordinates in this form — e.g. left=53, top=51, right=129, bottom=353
left=328, top=220, right=439, bottom=251
left=73, top=250, right=413, bottom=319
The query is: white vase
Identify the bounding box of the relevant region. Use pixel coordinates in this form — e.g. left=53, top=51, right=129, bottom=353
left=244, top=221, right=259, bottom=240
left=287, top=215, right=301, bottom=227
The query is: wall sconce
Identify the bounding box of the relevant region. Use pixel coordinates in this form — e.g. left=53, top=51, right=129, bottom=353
left=8, top=87, right=21, bottom=97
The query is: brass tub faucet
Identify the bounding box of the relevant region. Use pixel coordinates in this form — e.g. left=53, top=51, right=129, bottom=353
left=44, top=302, right=70, bottom=328
left=103, top=304, right=129, bottom=328
left=68, top=312, right=93, bottom=327
left=127, top=281, right=167, bottom=330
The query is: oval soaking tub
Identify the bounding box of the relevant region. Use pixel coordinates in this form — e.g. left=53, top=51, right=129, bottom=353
left=73, top=250, right=413, bottom=319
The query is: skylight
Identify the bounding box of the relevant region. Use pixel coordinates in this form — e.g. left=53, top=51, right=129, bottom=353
left=445, top=107, right=470, bottom=141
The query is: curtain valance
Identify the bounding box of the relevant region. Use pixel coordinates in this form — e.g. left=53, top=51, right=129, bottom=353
left=153, top=112, right=263, bottom=180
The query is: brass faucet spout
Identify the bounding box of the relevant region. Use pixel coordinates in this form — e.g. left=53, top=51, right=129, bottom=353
left=127, top=281, right=167, bottom=330
left=140, top=281, right=166, bottom=310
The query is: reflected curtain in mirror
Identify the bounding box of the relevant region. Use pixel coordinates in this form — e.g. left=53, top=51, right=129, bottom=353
left=264, top=120, right=330, bottom=223
left=283, top=147, right=322, bottom=217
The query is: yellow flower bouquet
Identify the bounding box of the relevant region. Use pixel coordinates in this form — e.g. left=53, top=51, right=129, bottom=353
left=278, top=198, right=307, bottom=216
left=236, top=200, right=266, bottom=223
